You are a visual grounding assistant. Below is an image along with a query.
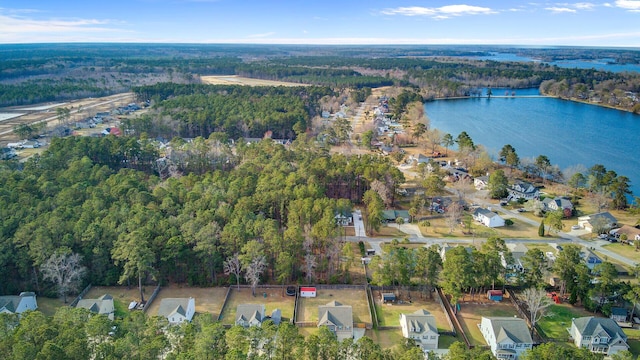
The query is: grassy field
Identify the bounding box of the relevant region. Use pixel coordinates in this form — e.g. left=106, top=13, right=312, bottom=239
left=37, top=297, right=67, bottom=316
left=536, top=303, right=593, bottom=341
left=200, top=75, right=308, bottom=87
left=219, top=287, right=295, bottom=325
left=84, top=285, right=145, bottom=317
left=456, top=297, right=521, bottom=346
left=372, top=290, right=451, bottom=331
left=145, top=285, right=229, bottom=318
left=366, top=329, right=405, bottom=349
left=296, top=288, right=371, bottom=324
left=602, top=242, right=640, bottom=263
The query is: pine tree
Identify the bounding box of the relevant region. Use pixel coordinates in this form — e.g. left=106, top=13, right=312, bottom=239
left=538, top=220, right=545, bottom=237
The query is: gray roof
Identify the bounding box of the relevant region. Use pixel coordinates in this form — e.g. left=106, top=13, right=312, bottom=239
left=484, top=317, right=533, bottom=344
left=542, top=197, right=573, bottom=209
left=236, top=304, right=265, bottom=324
left=76, top=294, right=115, bottom=316
left=573, top=317, right=627, bottom=341
left=579, top=212, right=618, bottom=223
left=401, top=309, right=438, bottom=335
left=158, top=298, right=191, bottom=318
left=474, top=208, right=501, bottom=219
left=0, top=292, right=35, bottom=313
left=318, top=301, right=353, bottom=329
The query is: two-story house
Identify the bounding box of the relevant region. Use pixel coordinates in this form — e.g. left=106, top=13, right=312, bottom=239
left=507, top=181, right=539, bottom=201
left=399, top=309, right=439, bottom=350
left=479, top=316, right=533, bottom=359
left=236, top=304, right=266, bottom=327
left=76, top=294, right=115, bottom=320
left=570, top=317, right=629, bottom=356
left=318, top=301, right=353, bottom=341
left=157, top=298, right=195, bottom=325
left=0, top=292, right=38, bottom=315
left=473, top=208, right=506, bottom=228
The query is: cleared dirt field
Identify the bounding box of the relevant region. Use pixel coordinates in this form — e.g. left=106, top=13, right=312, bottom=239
left=372, top=290, right=451, bottom=331
left=200, top=75, right=308, bottom=87
left=219, top=287, right=295, bottom=325
left=145, top=285, right=228, bottom=318
left=456, top=295, right=521, bottom=346
left=296, top=288, right=371, bottom=324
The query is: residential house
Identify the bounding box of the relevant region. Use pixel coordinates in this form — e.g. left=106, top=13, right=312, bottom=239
left=157, top=298, right=195, bottom=324
left=502, top=243, right=528, bottom=273
left=236, top=304, right=266, bottom=327
left=507, top=181, right=539, bottom=201
left=0, top=292, right=38, bottom=315
left=439, top=243, right=474, bottom=262
left=582, top=249, right=603, bottom=271
left=76, top=294, right=115, bottom=320
left=610, top=308, right=627, bottom=324
left=610, top=225, right=640, bottom=243
left=399, top=309, right=439, bottom=350
left=318, top=301, right=353, bottom=341
left=334, top=211, right=353, bottom=226
left=578, top=212, right=618, bottom=233
left=570, top=317, right=629, bottom=356
left=382, top=209, right=410, bottom=223
left=479, top=316, right=534, bottom=359
left=473, top=208, right=506, bottom=228
left=542, top=197, right=573, bottom=213
left=474, top=175, right=489, bottom=190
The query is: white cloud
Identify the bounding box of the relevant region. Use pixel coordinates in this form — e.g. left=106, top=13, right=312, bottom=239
left=615, top=0, right=640, bottom=10
left=381, top=4, right=496, bottom=18
left=573, top=2, right=596, bottom=9
left=545, top=7, right=578, bottom=13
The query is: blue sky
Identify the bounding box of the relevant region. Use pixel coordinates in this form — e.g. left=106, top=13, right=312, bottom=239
left=1, top=1, right=640, bottom=46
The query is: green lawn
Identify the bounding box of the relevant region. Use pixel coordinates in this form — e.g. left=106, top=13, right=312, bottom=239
left=628, top=339, right=640, bottom=359
left=536, top=304, right=593, bottom=341
left=602, top=243, right=640, bottom=263
left=457, top=301, right=520, bottom=346
left=37, top=297, right=67, bottom=316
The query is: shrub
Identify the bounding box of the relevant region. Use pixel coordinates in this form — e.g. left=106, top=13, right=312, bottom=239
left=505, top=219, right=514, bottom=226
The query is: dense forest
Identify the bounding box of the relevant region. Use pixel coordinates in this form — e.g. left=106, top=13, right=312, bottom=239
left=0, top=135, right=403, bottom=295
left=1, top=44, right=639, bottom=113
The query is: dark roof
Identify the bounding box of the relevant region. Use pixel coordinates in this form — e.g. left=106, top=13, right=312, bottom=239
left=611, top=308, right=627, bottom=317
left=484, top=317, right=533, bottom=344
left=318, top=301, right=353, bottom=330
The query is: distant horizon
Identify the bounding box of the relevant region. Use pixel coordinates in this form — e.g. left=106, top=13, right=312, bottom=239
left=2, top=1, right=640, bottom=47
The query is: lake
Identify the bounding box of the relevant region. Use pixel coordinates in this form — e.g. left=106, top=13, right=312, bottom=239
left=425, top=89, right=640, bottom=198
left=468, top=52, right=640, bottom=73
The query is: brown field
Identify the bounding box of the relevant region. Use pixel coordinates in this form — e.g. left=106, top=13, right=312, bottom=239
left=200, top=75, right=308, bottom=87
left=145, top=285, right=228, bottom=318
left=296, top=288, right=371, bottom=324
left=85, top=285, right=146, bottom=306
left=372, top=289, right=452, bottom=331
left=455, top=294, right=520, bottom=346
left=219, top=287, right=295, bottom=325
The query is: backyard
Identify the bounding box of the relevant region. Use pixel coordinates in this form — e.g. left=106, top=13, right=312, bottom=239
left=536, top=303, right=594, bottom=341
left=372, top=289, right=451, bottom=332
left=455, top=295, right=520, bottom=346
left=218, top=287, right=295, bottom=325
left=296, top=288, right=371, bottom=324
left=145, top=285, right=228, bottom=319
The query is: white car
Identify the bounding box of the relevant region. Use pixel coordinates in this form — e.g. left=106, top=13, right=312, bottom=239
left=571, top=225, right=582, bottom=230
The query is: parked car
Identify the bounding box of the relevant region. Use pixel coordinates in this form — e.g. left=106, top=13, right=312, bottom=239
left=571, top=225, right=582, bottom=230
left=517, top=208, right=526, bottom=212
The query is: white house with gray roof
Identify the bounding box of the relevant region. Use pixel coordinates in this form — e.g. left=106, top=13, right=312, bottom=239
left=507, top=181, right=539, bottom=201
left=400, top=309, right=439, bottom=350
left=157, top=298, right=195, bottom=324
left=542, top=197, right=573, bottom=213
left=578, top=212, right=618, bottom=233
left=318, top=301, right=353, bottom=341
left=570, top=317, right=629, bottom=356
left=76, top=294, right=115, bottom=320
left=479, top=316, right=533, bottom=359
left=235, top=304, right=266, bottom=327
left=473, top=208, right=505, bottom=228
left=0, top=292, right=37, bottom=315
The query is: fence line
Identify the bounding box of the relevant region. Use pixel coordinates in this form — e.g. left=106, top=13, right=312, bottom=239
left=434, top=288, right=456, bottom=336
left=142, top=285, right=161, bottom=313
left=69, top=284, right=92, bottom=307
left=505, top=288, right=545, bottom=343
left=217, top=286, right=232, bottom=322
left=366, top=285, right=378, bottom=329
left=437, top=288, right=472, bottom=348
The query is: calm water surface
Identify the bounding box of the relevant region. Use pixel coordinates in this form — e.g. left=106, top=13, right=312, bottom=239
left=469, top=52, right=640, bottom=73
left=425, top=89, right=640, bottom=197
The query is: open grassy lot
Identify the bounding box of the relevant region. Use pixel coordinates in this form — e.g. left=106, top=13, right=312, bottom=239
left=296, top=288, right=371, bottom=324
left=145, top=285, right=228, bottom=319
left=602, top=242, right=640, bottom=263
left=37, top=297, right=67, bottom=316
left=200, top=75, right=308, bottom=87
left=456, top=296, right=521, bottom=346
left=372, top=290, right=451, bottom=331
left=536, top=303, right=594, bottom=341
left=219, top=287, right=295, bottom=325
left=366, top=329, right=405, bottom=349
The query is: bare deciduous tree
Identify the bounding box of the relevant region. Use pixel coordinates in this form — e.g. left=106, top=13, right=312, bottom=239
left=303, top=254, right=317, bottom=284
left=445, top=202, right=463, bottom=234
left=41, top=251, right=86, bottom=303
left=244, top=255, right=267, bottom=297
left=370, top=179, right=393, bottom=209
left=522, top=287, right=553, bottom=336
left=224, top=253, right=242, bottom=290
